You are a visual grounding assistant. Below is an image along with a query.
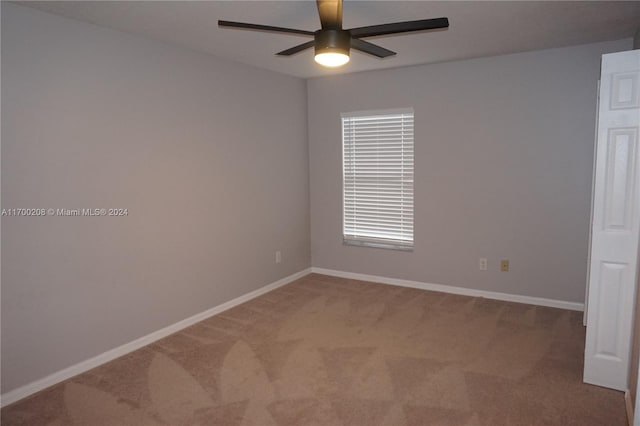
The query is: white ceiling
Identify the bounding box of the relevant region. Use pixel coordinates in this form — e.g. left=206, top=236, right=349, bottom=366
left=17, top=1, right=640, bottom=79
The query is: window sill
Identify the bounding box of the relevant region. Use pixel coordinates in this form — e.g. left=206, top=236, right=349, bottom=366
left=343, top=238, right=413, bottom=252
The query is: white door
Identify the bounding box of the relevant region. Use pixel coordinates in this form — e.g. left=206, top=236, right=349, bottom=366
left=584, top=80, right=600, bottom=327
left=584, top=49, right=640, bottom=391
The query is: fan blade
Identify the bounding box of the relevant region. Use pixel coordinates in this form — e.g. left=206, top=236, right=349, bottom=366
left=277, top=41, right=316, bottom=56
left=351, top=39, right=395, bottom=58
left=316, top=0, right=342, bottom=29
left=349, top=17, right=449, bottom=38
left=218, top=20, right=314, bottom=37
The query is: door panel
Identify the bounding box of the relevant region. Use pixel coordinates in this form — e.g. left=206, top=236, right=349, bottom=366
left=584, top=50, right=640, bottom=391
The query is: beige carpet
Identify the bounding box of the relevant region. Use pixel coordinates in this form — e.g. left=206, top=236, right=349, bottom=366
left=2, top=273, right=626, bottom=425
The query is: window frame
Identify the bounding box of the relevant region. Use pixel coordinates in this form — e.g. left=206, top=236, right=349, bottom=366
left=341, top=108, right=415, bottom=251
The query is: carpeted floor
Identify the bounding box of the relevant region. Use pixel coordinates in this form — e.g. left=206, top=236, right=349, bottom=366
left=1, top=273, right=627, bottom=425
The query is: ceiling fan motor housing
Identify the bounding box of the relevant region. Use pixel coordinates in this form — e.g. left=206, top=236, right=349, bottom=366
left=315, top=29, right=351, bottom=55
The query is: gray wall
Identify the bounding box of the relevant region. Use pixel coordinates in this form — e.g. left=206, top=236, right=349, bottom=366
left=1, top=3, right=310, bottom=393
left=635, top=28, right=640, bottom=49
left=308, top=39, right=632, bottom=304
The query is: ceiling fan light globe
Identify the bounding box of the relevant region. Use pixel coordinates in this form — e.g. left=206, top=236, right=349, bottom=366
left=315, top=51, right=350, bottom=67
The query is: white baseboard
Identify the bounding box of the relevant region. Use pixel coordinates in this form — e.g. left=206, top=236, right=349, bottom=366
left=0, top=268, right=311, bottom=408
left=310, top=267, right=584, bottom=312
left=625, top=389, right=634, bottom=426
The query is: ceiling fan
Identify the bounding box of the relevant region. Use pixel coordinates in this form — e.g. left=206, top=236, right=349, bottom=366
left=219, top=0, right=449, bottom=68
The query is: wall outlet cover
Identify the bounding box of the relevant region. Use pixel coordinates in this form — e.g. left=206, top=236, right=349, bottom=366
left=479, top=258, right=488, bottom=271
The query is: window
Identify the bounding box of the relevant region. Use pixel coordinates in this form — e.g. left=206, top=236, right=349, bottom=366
left=342, top=109, right=414, bottom=250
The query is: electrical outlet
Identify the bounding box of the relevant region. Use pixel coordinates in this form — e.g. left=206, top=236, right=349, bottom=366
left=479, top=258, right=488, bottom=271
left=500, top=259, right=509, bottom=272
left=275, top=250, right=282, bottom=264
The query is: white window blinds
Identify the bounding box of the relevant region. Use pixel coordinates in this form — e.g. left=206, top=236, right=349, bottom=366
left=342, top=109, right=414, bottom=250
